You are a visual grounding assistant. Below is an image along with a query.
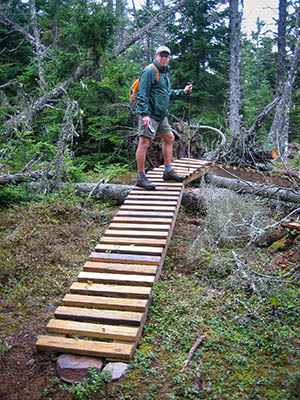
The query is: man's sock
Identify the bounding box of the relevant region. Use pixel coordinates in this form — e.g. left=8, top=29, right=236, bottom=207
left=138, top=171, right=146, bottom=178
left=165, top=165, right=172, bottom=173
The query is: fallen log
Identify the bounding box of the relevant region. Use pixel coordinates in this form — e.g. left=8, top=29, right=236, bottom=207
left=204, top=173, right=300, bottom=204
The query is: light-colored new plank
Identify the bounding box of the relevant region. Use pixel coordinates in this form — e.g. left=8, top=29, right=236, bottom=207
left=109, top=223, right=170, bottom=231
left=70, top=282, right=151, bottom=299
left=98, top=236, right=166, bottom=247
left=116, top=211, right=174, bottom=218
left=120, top=205, right=176, bottom=211
left=83, top=261, right=158, bottom=275
left=77, top=271, right=155, bottom=287
left=46, top=319, right=140, bottom=341
left=62, top=293, right=149, bottom=312
left=124, top=200, right=177, bottom=206
left=36, top=335, right=134, bottom=360
left=112, top=217, right=173, bottom=224
left=104, top=229, right=168, bottom=239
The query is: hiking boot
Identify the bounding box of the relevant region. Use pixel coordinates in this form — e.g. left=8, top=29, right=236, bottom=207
left=163, top=169, right=185, bottom=182
left=136, top=176, right=156, bottom=190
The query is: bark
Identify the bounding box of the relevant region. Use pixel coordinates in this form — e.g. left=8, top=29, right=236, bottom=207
left=269, top=30, right=300, bottom=159
left=229, top=0, right=242, bottom=137
left=30, top=0, right=46, bottom=90
left=205, top=173, right=300, bottom=204
left=277, top=0, right=287, bottom=91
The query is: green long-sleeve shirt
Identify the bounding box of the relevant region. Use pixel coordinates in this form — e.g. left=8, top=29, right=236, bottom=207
left=136, top=59, right=185, bottom=121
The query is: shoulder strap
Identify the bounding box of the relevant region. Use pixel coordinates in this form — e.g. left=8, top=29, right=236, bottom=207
left=148, top=63, right=159, bottom=81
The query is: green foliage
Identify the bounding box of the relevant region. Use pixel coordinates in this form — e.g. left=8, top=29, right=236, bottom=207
left=59, top=368, right=110, bottom=399
left=0, top=184, right=39, bottom=208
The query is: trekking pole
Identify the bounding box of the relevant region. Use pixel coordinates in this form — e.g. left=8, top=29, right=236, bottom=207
left=187, top=81, right=193, bottom=172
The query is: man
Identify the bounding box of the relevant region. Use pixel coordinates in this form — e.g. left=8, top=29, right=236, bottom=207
left=135, top=45, right=193, bottom=190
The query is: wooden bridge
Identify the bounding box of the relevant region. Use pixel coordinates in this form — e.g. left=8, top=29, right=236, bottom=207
left=36, top=159, right=212, bottom=361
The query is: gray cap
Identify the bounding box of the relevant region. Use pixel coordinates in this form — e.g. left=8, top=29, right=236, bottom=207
left=155, top=45, right=171, bottom=55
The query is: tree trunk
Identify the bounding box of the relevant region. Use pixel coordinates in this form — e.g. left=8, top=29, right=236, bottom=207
left=229, top=0, right=242, bottom=137
left=29, top=0, right=46, bottom=90
left=269, top=31, right=300, bottom=159
left=205, top=173, right=300, bottom=204
left=277, top=0, right=287, bottom=91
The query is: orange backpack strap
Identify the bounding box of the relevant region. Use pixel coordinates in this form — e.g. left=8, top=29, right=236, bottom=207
left=149, top=63, right=159, bottom=81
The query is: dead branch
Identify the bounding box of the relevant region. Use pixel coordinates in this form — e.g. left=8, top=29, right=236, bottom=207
left=232, top=251, right=263, bottom=301
left=234, top=298, right=270, bottom=330
left=115, top=0, right=190, bottom=56
left=181, top=335, right=206, bottom=372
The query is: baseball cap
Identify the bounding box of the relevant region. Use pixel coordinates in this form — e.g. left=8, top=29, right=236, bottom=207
left=155, top=45, right=171, bottom=55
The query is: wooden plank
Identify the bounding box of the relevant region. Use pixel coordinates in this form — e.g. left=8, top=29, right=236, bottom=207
left=70, top=282, right=151, bottom=299
left=116, top=211, right=174, bottom=218
left=83, top=261, right=157, bottom=275
left=98, top=236, right=166, bottom=247
left=93, top=244, right=163, bottom=256
left=77, top=271, right=155, bottom=287
left=62, top=293, right=148, bottom=312
left=109, top=223, right=170, bottom=231
left=89, top=251, right=161, bottom=265
left=124, top=200, right=177, bottom=206
left=131, top=190, right=181, bottom=195
left=104, top=229, right=168, bottom=239
left=112, top=217, right=173, bottom=224
left=46, top=319, right=140, bottom=341
left=54, top=306, right=144, bottom=326
left=120, top=205, right=176, bottom=211
left=36, top=335, right=134, bottom=360
left=126, top=195, right=179, bottom=201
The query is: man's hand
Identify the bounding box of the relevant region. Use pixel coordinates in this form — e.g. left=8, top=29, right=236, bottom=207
left=142, top=116, right=151, bottom=128
left=184, top=84, right=193, bottom=95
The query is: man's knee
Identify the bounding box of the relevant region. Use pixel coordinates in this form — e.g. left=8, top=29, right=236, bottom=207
left=161, top=131, right=174, bottom=145
left=137, top=136, right=151, bottom=150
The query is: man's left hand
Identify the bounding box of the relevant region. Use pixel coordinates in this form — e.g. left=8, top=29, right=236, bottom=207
left=184, top=84, right=193, bottom=95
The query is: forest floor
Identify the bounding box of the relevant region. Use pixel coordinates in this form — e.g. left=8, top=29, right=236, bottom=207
left=0, top=182, right=299, bottom=400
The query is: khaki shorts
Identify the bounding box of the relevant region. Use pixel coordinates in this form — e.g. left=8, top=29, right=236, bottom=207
left=138, top=116, right=172, bottom=140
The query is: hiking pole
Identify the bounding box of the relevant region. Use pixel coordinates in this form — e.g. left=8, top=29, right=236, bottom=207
left=187, top=81, right=193, bottom=172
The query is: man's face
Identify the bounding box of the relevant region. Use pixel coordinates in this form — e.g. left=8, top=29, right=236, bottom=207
left=155, top=52, right=170, bottom=67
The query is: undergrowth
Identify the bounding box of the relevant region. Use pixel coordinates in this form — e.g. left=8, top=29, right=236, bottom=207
left=0, top=187, right=299, bottom=399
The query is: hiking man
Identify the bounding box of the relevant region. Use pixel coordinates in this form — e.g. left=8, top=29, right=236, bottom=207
left=135, top=45, right=193, bottom=190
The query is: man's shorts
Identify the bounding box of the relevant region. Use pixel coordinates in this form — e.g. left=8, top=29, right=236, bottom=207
left=138, top=116, right=172, bottom=140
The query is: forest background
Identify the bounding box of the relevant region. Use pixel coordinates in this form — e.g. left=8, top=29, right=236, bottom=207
left=0, top=0, right=300, bottom=196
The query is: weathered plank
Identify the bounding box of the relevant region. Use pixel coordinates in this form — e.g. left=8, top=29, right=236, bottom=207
left=89, top=252, right=161, bottom=265
left=55, top=306, right=144, bottom=326
left=83, top=261, right=158, bottom=275
left=109, top=223, right=170, bottom=231
left=36, top=335, right=134, bottom=360
left=92, top=244, right=163, bottom=256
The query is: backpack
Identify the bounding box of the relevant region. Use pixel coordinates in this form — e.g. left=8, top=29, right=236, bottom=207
left=129, top=63, right=159, bottom=109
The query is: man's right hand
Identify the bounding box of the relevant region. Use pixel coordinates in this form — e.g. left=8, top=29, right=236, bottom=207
left=142, top=116, right=151, bottom=128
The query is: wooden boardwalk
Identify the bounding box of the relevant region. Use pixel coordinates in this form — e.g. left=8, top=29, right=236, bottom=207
left=36, top=159, right=211, bottom=361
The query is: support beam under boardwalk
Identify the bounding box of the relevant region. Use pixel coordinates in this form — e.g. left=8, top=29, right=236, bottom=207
left=36, top=158, right=211, bottom=360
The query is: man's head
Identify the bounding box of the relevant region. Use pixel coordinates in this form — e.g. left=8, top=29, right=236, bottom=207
left=155, top=45, right=171, bottom=67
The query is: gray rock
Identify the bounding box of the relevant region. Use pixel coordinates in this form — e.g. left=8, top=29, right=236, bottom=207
left=57, top=354, right=103, bottom=384
left=102, top=362, right=128, bottom=381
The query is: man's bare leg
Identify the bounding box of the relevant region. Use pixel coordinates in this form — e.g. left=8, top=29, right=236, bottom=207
left=135, top=136, right=156, bottom=190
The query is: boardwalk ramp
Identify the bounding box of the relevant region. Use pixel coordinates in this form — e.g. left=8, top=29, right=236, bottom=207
left=36, top=159, right=211, bottom=361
